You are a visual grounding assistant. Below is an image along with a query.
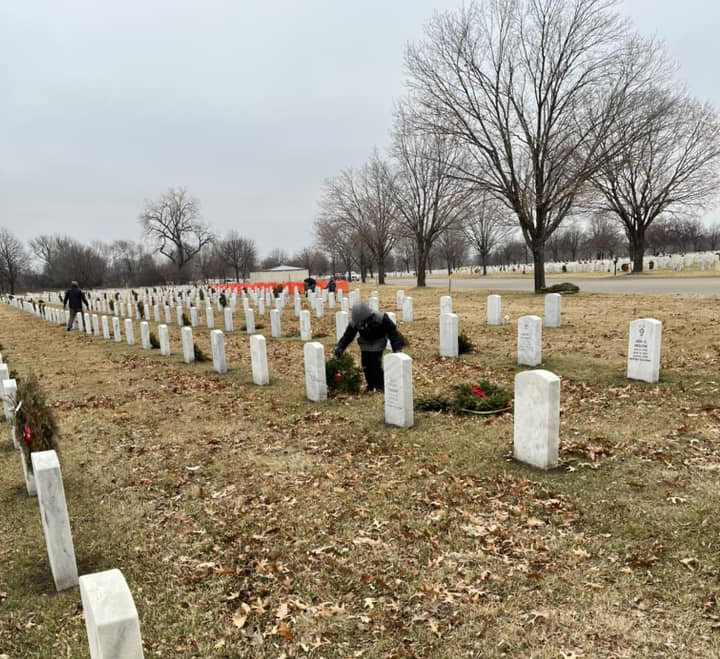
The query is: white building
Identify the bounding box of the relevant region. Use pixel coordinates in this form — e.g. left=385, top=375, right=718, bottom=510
left=250, top=265, right=309, bottom=284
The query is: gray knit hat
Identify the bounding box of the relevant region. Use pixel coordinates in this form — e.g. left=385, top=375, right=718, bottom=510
left=351, top=303, right=373, bottom=326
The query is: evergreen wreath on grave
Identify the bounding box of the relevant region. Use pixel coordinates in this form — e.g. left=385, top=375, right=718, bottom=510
left=182, top=312, right=191, bottom=326
left=415, top=380, right=512, bottom=416
left=108, top=299, right=115, bottom=312
left=396, top=330, right=409, bottom=348
left=149, top=331, right=160, bottom=349
left=137, top=301, right=145, bottom=319
left=325, top=353, right=362, bottom=395
left=193, top=342, right=210, bottom=362
left=273, top=284, right=283, bottom=297
left=199, top=289, right=205, bottom=301
left=458, top=330, right=474, bottom=354
left=14, top=374, right=60, bottom=471
left=241, top=323, right=264, bottom=331
left=219, top=292, right=228, bottom=308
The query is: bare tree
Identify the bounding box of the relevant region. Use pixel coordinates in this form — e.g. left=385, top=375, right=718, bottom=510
left=216, top=231, right=257, bottom=281
left=392, top=104, right=474, bottom=286
left=0, top=228, right=29, bottom=294
left=707, top=223, right=720, bottom=251
left=434, top=226, right=468, bottom=275
left=28, top=234, right=106, bottom=288
left=590, top=90, right=720, bottom=271
left=405, top=0, right=660, bottom=291
left=323, top=152, right=398, bottom=284
left=584, top=213, right=621, bottom=259
left=139, top=187, right=214, bottom=278
left=464, top=192, right=514, bottom=274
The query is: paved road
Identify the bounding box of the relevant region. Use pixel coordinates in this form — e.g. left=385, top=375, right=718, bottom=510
left=389, top=276, right=720, bottom=295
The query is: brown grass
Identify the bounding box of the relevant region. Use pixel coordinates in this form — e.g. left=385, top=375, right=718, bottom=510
left=1, top=287, right=720, bottom=658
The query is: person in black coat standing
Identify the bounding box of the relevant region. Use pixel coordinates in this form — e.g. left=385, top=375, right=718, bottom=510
left=62, top=281, right=90, bottom=331
left=334, top=303, right=402, bottom=392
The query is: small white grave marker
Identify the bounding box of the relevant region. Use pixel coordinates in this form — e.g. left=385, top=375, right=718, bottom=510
left=124, top=319, right=135, bottom=345
left=517, top=315, right=542, bottom=366
left=270, top=309, right=281, bottom=338
left=299, top=310, right=312, bottom=341
left=544, top=293, right=561, bottom=328
left=487, top=295, right=502, bottom=325
left=101, top=316, right=110, bottom=339
left=250, top=335, right=269, bottom=385
left=190, top=307, right=198, bottom=327
left=440, top=295, right=452, bottom=314
left=210, top=329, right=227, bottom=374
left=79, top=569, right=145, bottom=659
left=158, top=324, right=171, bottom=356
left=224, top=307, right=233, bottom=332
left=31, top=450, right=79, bottom=591
left=140, top=322, right=151, bottom=350
left=513, top=370, right=560, bottom=470
left=402, top=297, right=413, bottom=322
left=383, top=353, right=413, bottom=428
left=112, top=317, right=122, bottom=343
left=205, top=306, right=214, bottom=329
left=627, top=318, right=662, bottom=383
left=304, top=342, right=327, bottom=401
left=439, top=313, right=458, bottom=358
left=181, top=327, right=194, bottom=363
left=335, top=311, right=348, bottom=342
left=245, top=308, right=255, bottom=334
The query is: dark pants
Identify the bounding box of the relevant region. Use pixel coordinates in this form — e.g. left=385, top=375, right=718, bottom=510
left=361, top=350, right=384, bottom=391
left=67, top=308, right=85, bottom=331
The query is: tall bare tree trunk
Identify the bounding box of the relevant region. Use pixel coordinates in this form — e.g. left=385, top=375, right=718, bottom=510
left=532, top=244, right=546, bottom=292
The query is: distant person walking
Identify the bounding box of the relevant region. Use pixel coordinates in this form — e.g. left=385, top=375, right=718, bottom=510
left=63, top=281, right=90, bottom=331
left=334, top=303, right=402, bottom=392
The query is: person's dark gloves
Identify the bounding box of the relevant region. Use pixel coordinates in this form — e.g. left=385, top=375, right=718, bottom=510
left=334, top=347, right=342, bottom=359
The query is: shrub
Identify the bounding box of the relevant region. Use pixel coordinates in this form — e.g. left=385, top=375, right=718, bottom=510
left=149, top=331, right=160, bottom=349
left=108, top=299, right=115, bottom=312
left=326, top=353, right=362, bottom=395
left=14, top=374, right=60, bottom=471
left=219, top=292, right=228, bottom=308
left=240, top=323, right=264, bottom=331
left=199, top=289, right=205, bottom=301
left=273, top=284, right=283, bottom=297
left=541, top=282, right=579, bottom=294
left=137, top=301, right=145, bottom=319
left=396, top=331, right=409, bottom=348
left=415, top=380, right=512, bottom=416
left=182, top=312, right=191, bottom=326
left=193, top=343, right=210, bottom=362
left=458, top=330, right=474, bottom=354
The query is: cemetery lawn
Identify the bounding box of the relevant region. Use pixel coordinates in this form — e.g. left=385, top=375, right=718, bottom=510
left=2, top=287, right=720, bottom=658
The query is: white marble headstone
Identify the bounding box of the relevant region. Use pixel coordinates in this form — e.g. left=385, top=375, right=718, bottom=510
left=101, top=316, right=110, bottom=339
left=335, top=311, right=348, bottom=342
left=627, top=318, right=662, bottom=383
left=402, top=297, right=413, bottom=322
left=158, top=324, right=170, bottom=356
left=304, top=342, right=327, bottom=401
left=250, top=334, right=269, bottom=385
left=181, top=327, right=194, bottom=364
left=270, top=309, right=281, bottom=338
left=439, top=312, right=458, bottom=358
left=223, top=307, right=233, bottom=332
left=244, top=308, right=255, bottom=334
left=79, top=569, right=144, bottom=659
left=210, top=329, right=227, bottom=374
left=383, top=352, right=413, bottom=428
left=300, top=310, right=312, bottom=341
left=112, top=317, right=122, bottom=343
left=487, top=295, right=502, bottom=325
left=140, top=321, right=151, bottom=350
left=124, top=319, right=135, bottom=345
left=517, top=315, right=542, bottom=366
left=31, top=450, right=79, bottom=591
left=440, top=295, right=452, bottom=314
left=513, top=369, right=560, bottom=470
left=544, top=293, right=561, bottom=328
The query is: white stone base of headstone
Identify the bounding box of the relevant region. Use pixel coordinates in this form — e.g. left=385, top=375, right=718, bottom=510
left=304, top=342, right=327, bottom=401
left=627, top=318, right=662, bottom=383
left=383, top=352, right=413, bottom=428
left=210, top=329, right=227, bottom=374
left=79, top=569, right=145, bottom=659
left=513, top=369, right=560, bottom=470
left=31, top=450, right=78, bottom=591
left=250, top=334, right=269, bottom=385
left=487, top=294, right=502, bottom=325
left=158, top=324, right=170, bottom=356
left=181, top=327, right=194, bottom=363
left=544, top=293, right=561, bottom=328
left=439, top=313, right=458, bottom=357
left=517, top=315, right=542, bottom=366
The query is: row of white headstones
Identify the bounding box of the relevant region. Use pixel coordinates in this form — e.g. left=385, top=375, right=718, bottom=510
left=0, top=353, right=144, bottom=658
left=2, top=291, right=663, bottom=657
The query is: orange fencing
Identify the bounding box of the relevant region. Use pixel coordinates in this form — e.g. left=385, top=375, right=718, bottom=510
left=216, top=280, right=349, bottom=294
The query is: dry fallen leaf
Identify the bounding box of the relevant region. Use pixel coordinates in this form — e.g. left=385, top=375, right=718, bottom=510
left=232, top=612, right=247, bottom=629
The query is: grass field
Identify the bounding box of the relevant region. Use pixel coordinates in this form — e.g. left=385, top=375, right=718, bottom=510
left=2, top=286, right=720, bottom=658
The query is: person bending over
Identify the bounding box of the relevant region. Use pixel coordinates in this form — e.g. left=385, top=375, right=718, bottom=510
left=334, top=303, right=401, bottom=392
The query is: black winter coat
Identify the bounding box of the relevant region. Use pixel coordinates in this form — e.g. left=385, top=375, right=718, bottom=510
left=63, top=288, right=89, bottom=310
left=336, top=311, right=401, bottom=353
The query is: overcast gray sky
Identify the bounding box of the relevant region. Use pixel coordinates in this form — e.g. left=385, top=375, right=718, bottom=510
left=2, top=0, right=719, bottom=259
